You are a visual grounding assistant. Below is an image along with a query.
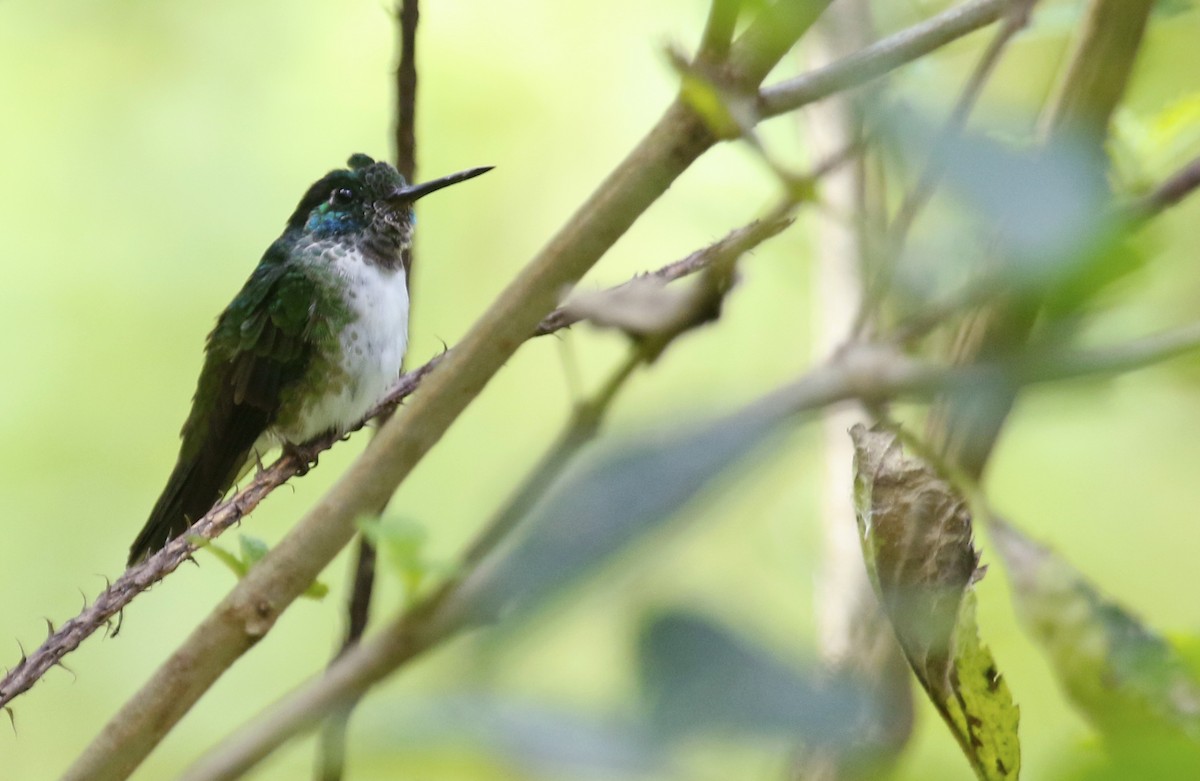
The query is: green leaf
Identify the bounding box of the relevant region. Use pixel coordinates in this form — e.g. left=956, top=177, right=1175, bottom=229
left=936, top=132, right=1109, bottom=284
left=356, top=517, right=447, bottom=604
left=302, top=579, right=329, bottom=601
left=851, top=425, right=1020, bottom=781
left=1153, top=0, right=1197, bottom=17
left=200, top=539, right=247, bottom=578
left=882, top=112, right=1132, bottom=317
left=638, top=611, right=870, bottom=746
left=204, top=534, right=326, bottom=600
left=990, top=519, right=1200, bottom=743
left=238, top=534, right=269, bottom=567
left=467, top=402, right=785, bottom=623
left=946, top=593, right=1021, bottom=779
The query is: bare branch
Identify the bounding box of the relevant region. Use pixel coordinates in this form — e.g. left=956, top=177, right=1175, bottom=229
left=758, top=0, right=1011, bottom=120
left=1128, top=155, right=1200, bottom=220
left=885, top=0, right=1037, bottom=251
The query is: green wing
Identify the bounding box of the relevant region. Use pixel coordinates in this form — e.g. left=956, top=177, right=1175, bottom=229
left=127, top=247, right=333, bottom=564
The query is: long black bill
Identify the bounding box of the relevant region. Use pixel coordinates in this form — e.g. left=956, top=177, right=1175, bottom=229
left=389, top=166, right=493, bottom=203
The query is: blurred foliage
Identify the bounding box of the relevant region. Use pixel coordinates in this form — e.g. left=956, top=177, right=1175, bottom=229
left=358, top=517, right=449, bottom=607
left=467, top=398, right=784, bottom=624
left=2, top=1, right=1200, bottom=780
left=992, top=519, right=1200, bottom=743
left=637, top=610, right=870, bottom=745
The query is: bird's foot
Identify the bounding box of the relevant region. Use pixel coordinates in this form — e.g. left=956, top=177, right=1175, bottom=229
left=284, top=443, right=316, bottom=476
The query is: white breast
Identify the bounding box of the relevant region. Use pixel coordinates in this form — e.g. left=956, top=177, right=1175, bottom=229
left=286, top=248, right=410, bottom=443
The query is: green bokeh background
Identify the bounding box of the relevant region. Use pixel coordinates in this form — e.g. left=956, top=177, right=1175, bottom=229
left=1, top=1, right=1199, bottom=779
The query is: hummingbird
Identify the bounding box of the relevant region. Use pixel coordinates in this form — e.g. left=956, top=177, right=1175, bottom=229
left=127, top=153, right=491, bottom=565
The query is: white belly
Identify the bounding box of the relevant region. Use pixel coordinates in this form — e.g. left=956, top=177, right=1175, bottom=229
left=275, top=250, right=410, bottom=445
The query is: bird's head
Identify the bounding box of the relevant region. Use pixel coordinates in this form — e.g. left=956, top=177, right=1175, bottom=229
left=286, top=153, right=491, bottom=267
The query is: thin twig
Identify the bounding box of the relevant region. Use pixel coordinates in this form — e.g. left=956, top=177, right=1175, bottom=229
left=758, top=0, right=1010, bottom=120
left=175, top=319, right=1200, bottom=780
left=854, top=0, right=1037, bottom=338
left=393, top=0, right=418, bottom=184
left=316, top=3, right=422, bottom=778
left=1127, top=154, right=1200, bottom=220
left=446, top=349, right=647, bottom=594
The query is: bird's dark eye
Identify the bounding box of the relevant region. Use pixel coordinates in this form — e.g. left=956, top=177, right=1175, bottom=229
left=330, top=188, right=355, bottom=206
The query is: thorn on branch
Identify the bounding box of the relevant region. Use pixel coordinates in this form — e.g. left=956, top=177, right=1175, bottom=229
left=53, top=659, right=76, bottom=683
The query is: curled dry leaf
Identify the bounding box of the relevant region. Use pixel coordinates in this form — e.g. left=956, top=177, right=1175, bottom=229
left=562, top=276, right=707, bottom=336
left=851, top=424, right=1019, bottom=781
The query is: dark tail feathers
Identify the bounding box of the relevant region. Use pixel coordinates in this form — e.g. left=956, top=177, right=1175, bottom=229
left=127, top=437, right=259, bottom=566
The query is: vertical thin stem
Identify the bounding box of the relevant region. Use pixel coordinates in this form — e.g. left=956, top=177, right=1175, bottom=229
left=795, top=5, right=913, bottom=780
left=394, top=0, right=419, bottom=184
left=315, top=3, right=421, bottom=779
